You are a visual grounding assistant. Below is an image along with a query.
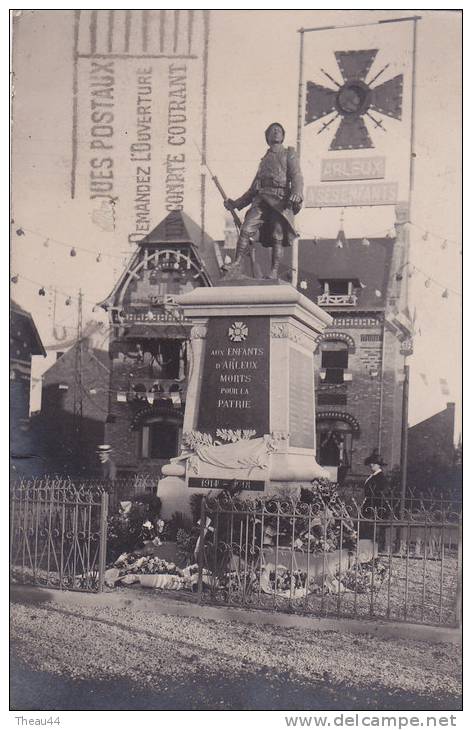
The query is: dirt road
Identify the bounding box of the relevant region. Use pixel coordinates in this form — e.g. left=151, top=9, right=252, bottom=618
left=10, top=597, right=462, bottom=711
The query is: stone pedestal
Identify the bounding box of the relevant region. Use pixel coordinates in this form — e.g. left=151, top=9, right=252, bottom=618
left=158, top=283, right=332, bottom=516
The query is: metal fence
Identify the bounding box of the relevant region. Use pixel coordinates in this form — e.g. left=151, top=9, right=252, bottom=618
left=10, top=477, right=109, bottom=592
left=9, top=475, right=462, bottom=628
left=196, top=494, right=462, bottom=628
left=49, top=474, right=158, bottom=512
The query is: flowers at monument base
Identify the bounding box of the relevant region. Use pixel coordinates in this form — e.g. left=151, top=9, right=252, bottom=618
left=103, top=482, right=378, bottom=598
left=260, top=564, right=315, bottom=599
left=107, top=552, right=186, bottom=590
left=156, top=519, right=165, bottom=534
left=338, top=558, right=388, bottom=593
left=215, top=556, right=388, bottom=602
left=106, top=493, right=165, bottom=563
left=114, top=552, right=181, bottom=576
left=105, top=553, right=214, bottom=592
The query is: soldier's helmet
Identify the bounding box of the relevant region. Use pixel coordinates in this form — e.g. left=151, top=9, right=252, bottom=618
left=265, top=122, right=285, bottom=143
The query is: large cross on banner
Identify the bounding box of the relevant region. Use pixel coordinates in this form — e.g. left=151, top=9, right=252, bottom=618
left=305, top=49, right=404, bottom=151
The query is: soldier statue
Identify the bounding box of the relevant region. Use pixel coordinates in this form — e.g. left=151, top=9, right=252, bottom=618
left=224, top=122, right=303, bottom=280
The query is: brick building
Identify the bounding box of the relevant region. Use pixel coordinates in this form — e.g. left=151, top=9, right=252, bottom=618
left=407, top=403, right=460, bottom=497
left=99, top=210, right=222, bottom=477
left=36, top=341, right=109, bottom=475
left=293, top=203, right=412, bottom=481
left=10, top=300, right=46, bottom=476
left=221, top=204, right=412, bottom=482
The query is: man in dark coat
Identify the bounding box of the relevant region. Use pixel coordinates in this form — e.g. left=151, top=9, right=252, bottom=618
left=224, top=122, right=303, bottom=279
left=363, top=451, right=390, bottom=550
left=363, top=451, right=388, bottom=514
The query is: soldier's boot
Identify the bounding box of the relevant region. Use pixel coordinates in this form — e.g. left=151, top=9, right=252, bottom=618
left=235, top=235, right=251, bottom=263
left=269, top=241, right=283, bottom=279
left=222, top=236, right=251, bottom=276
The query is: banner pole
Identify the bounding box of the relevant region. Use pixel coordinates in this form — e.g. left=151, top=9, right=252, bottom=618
left=292, top=28, right=305, bottom=288
left=408, top=17, right=419, bottom=208
left=301, top=15, right=421, bottom=34
left=399, top=18, right=419, bottom=507
left=296, top=29, right=305, bottom=157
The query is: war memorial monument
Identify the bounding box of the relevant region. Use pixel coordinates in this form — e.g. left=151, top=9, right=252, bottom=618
left=159, top=123, right=332, bottom=517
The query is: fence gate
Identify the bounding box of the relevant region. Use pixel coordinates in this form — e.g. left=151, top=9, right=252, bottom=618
left=10, top=479, right=109, bottom=592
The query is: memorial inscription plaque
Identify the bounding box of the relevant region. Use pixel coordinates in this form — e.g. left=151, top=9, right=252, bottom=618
left=188, top=477, right=265, bottom=491
left=289, top=348, right=315, bottom=449
left=197, top=316, right=270, bottom=437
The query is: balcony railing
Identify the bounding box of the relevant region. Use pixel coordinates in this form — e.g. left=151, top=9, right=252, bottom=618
left=317, top=293, right=358, bottom=306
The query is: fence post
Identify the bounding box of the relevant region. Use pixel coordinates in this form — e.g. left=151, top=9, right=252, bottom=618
left=197, top=497, right=206, bottom=604
left=455, top=517, right=462, bottom=627
left=9, top=484, right=17, bottom=579
left=97, top=491, right=109, bottom=593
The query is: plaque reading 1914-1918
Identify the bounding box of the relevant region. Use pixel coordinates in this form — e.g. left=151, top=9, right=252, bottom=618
left=197, top=316, right=270, bottom=437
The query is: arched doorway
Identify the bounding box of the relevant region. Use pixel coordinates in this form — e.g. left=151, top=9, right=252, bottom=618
left=131, top=403, right=183, bottom=467
left=316, top=413, right=360, bottom=483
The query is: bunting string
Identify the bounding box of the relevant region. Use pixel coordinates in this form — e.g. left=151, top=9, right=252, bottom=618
left=10, top=272, right=108, bottom=310
left=394, top=261, right=460, bottom=298
left=11, top=213, right=461, bottom=307
left=13, top=216, right=462, bottom=261
left=12, top=222, right=133, bottom=261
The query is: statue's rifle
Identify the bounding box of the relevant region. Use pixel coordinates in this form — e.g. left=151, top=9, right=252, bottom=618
left=207, top=165, right=242, bottom=233
left=194, top=142, right=260, bottom=277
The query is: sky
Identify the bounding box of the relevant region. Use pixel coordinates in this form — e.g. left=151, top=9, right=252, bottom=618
left=10, top=8, right=462, bottom=433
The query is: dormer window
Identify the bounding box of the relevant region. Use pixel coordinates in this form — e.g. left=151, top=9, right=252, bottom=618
left=326, top=280, right=349, bottom=295
left=318, top=279, right=359, bottom=306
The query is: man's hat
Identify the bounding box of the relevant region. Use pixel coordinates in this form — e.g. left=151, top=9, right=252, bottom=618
left=265, top=122, right=285, bottom=142
left=96, top=444, right=113, bottom=454
left=364, top=450, right=386, bottom=466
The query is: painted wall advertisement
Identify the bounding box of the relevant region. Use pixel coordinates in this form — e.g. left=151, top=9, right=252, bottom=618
left=73, top=10, right=209, bottom=247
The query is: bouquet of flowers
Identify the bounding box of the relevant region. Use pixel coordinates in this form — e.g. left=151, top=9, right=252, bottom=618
left=259, top=563, right=318, bottom=599
left=338, top=558, right=387, bottom=593
left=114, top=552, right=182, bottom=576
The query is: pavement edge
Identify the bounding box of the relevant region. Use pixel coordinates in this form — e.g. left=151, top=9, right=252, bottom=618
left=10, top=584, right=461, bottom=646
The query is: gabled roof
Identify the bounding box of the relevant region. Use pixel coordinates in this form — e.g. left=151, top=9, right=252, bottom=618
left=219, top=235, right=395, bottom=309
left=10, top=300, right=46, bottom=356
left=42, top=343, right=109, bottom=382
left=100, top=211, right=223, bottom=308
left=139, top=210, right=196, bottom=245
left=408, top=402, right=455, bottom=436
left=138, top=210, right=221, bottom=283
left=296, top=236, right=394, bottom=309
